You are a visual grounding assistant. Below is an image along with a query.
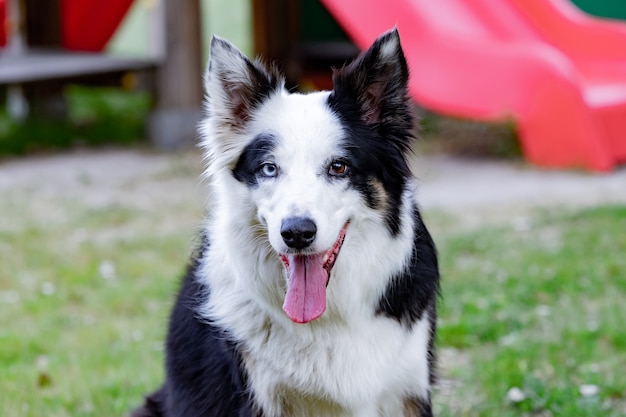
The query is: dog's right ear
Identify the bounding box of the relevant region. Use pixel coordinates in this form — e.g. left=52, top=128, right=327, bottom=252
left=204, top=36, right=284, bottom=133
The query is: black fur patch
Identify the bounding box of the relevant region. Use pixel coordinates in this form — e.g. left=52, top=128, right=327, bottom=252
left=327, top=29, right=415, bottom=236
left=376, top=208, right=439, bottom=411
left=376, top=209, right=440, bottom=327
left=233, top=133, right=277, bottom=186
left=131, top=239, right=258, bottom=417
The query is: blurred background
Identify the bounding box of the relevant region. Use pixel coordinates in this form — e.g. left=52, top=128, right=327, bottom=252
left=1, top=1, right=626, bottom=416
left=2, top=0, right=626, bottom=168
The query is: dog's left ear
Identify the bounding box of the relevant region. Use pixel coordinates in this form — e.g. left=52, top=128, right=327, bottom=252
left=330, top=28, right=411, bottom=127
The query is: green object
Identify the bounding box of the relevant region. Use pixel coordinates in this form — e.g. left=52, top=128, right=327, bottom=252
left=570, top=0, right=626, bottom=20
left=300, top=0, right=349, bottom=42
left=0, top=86, right=149, bottom=155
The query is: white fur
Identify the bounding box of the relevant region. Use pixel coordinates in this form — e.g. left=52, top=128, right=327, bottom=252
left=379, top=33, right=400, bottom=62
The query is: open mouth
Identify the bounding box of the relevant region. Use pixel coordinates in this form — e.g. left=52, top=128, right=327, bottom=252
left=279, top=222, right=349, bottom=324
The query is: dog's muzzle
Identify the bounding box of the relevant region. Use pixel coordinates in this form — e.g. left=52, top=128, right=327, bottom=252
left=279, top=221, right=349, bottom=324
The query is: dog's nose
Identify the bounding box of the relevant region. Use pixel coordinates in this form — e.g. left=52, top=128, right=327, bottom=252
left=281, top=217, right=317, bottom=250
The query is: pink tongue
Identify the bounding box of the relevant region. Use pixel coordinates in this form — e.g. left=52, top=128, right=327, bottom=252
left=282, top=254, right=328, bottom=323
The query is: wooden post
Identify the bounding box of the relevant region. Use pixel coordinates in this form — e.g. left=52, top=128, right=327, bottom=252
left=25, top=0, right=62, bottom=47
left=22, top=0, right=67, bottom=119
left=149, top=0, right=204, bottom=149
left=253, top=0, right=299, bottom=78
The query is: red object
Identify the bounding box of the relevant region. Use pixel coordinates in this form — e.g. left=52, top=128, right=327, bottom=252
left=0, top=0, right=6, bottom=46
left=0, top=0, right=132, bottom=50
left=61, top=0, right=134, bottom=51
left=321, top=0, right=626, bottom=171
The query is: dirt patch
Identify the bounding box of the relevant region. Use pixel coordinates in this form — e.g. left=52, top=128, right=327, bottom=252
left=2, top=148, right=625, bottom=231
left=412, top=154, right=626, bottom=228
left=0, top=149, right=204, bottom=217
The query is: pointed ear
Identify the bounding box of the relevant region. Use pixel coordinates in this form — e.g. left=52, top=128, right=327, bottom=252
left=204, top=36, right=284, bottom=132
left=330, top=28, right=411, bottom=126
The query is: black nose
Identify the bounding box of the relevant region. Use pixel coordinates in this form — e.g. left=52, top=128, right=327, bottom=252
left=281, top=217, right=317, bottom=250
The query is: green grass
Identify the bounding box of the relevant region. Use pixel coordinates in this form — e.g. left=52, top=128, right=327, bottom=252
left=0, top=169, right=202, bottom=416
left=1, top=168, right=624, bottom=416
left=0, top=86, right=149, bottom=156
left=434, top=206, right=626, bottom=416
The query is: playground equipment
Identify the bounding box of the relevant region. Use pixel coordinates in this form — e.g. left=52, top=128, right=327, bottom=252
left=322, top=0, right=626, bottom=171
left=0, top=0, right=133, bottom=50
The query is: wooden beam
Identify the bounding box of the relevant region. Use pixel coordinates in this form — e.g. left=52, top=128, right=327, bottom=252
left=157, top=0, right=203, bottom=108
left=149, top=0, right=204, bottom=149
left=252, top=0, right=299, bottom=61
left=252, top=0, right=300, bottom=85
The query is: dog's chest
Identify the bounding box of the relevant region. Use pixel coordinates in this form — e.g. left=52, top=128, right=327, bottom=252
left=240, top=314, right=432, bottom=417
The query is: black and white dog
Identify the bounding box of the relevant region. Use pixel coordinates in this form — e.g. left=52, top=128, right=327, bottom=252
left=132, top=29, right=439, bottom=417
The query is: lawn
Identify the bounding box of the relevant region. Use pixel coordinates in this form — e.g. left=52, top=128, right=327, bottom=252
left=0, top=155, right=624, bottom=416
left=433, top=205, right=626, bottom=416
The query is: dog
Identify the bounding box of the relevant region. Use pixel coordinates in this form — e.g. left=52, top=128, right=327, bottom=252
left=131, top=29, right=439, bottom=417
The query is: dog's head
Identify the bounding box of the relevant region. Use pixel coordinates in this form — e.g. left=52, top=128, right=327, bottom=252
left=200, top=29, right=415, bottom=324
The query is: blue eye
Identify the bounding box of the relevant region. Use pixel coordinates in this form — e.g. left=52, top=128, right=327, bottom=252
left=259, top=163, right=278, bottom=178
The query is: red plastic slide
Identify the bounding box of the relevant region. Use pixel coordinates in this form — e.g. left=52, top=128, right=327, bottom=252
left=321, top=0, right=626, bottom=171
left=0, top=0, right=133, bottom=51
left=61, top=0, right=134, bottom=51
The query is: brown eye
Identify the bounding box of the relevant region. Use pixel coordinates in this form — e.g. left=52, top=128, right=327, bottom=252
left=329, top=161, right=349, bottom=177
